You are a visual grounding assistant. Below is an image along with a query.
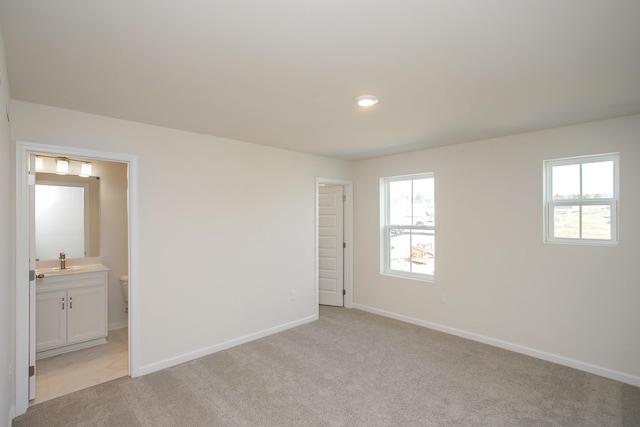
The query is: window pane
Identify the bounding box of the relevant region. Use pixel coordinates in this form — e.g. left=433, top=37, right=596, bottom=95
left=582, top=205, right=611, bottom=240
left=389, top=181, right=412, bottom=225
left=390, top=228, right=411, bottom=272
left=385, top=174, right=436, bottom=277
left=552, top=164, right=580, bottom=200
left=411, top=230, right=434, bottom=275
left=545, top=154, right=617, bottom=245
left=553, top=206, right=580, bottom=238
left=582, top=161, right=613, bottom=199
left=413, top=178, right=435, bottom=226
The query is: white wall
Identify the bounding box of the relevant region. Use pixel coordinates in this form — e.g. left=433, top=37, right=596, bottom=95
left=10, top=101, right=352, bottom=370
left=353, top=115, right=640, bottom=384
left=93, top=160, right=129, bottom=329
left=0, top=23, right=12, bottom=426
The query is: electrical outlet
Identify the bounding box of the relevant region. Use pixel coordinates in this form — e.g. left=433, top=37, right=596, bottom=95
left=440, top=292, right=448, bottom=304
left=290, top=290, right=296, bottom=301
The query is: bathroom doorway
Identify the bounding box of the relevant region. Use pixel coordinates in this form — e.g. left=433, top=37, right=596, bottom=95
left=32, top=157, right=129, bottom=404
left=15, top=141, right=140, bottom=415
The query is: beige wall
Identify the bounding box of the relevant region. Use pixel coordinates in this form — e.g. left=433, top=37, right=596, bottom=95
left=0, top=22, right=12, bottom=425
left=92, top=160, right=129, bottom=329
left=10, top=100, right=352, bottom=371
left=353, top=114, right=640, bottom=383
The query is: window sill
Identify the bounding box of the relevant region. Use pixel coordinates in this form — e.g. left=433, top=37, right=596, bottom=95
left=544, top=238, right=618, bottom=247
left=381, top=271, right=434, bottom=283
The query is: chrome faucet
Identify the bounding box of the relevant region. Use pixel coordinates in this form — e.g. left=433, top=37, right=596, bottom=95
left=59, top=252, right=66, bottom=270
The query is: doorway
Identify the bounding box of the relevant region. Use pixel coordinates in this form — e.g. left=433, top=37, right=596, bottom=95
left=316, top=178, right=353, bottom=310
left=33, top=157, right=128, bottom=404
left=15, top=141, right=140, bottom=416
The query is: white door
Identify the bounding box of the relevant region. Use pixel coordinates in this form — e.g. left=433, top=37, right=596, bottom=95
left=318, top=185, right=344, bottom=306
left=28, top=154, right=37, bottom=400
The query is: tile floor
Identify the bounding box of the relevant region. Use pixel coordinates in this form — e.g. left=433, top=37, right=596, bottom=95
left=32, top=327, right=129, bottom=405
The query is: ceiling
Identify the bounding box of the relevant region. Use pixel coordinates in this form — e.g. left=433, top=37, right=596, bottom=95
left=1, top=1, right=639, bottom=160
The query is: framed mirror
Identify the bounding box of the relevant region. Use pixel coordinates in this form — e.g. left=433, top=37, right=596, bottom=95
left=35, top=173, right=100, bottom=260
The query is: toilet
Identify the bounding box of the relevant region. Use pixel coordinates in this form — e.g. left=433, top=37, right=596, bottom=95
left=119, top=275, right=129, bottom=312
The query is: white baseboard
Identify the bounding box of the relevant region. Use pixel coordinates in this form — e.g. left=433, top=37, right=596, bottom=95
left=36, top=338, right=107, bottom=360
left=352, top=303, right=640, bottom=388
left=108, top=321, right=128, bottom=331
left=138, top=314, right=318, bottom=377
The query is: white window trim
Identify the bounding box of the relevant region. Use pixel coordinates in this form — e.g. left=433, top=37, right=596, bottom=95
left=381, top=173, right=435, bottom=282
left=543, top=153, right=619, bottom=245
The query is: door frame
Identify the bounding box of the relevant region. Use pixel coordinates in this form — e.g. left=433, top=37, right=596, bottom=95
left=14, top=141, right=140, bottom=416
left=315, top=178, right=353, bottom=312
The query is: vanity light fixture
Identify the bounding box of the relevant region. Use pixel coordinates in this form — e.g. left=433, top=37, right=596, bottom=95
left=38, top=154, right=94, bottom=176
left=56, top=157, right=69, bottom=175
left=355, top=95, right=379, bottom=107
left=79, top=162, right=92, bottom=177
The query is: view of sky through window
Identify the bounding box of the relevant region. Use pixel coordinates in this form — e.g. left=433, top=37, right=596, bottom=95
left=552, top=160, right=613, bottom=200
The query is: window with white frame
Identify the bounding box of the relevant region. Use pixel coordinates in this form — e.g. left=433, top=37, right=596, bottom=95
left=544, top=153, right=618, bottom=244
left=382, top=174, right=435, bottom=280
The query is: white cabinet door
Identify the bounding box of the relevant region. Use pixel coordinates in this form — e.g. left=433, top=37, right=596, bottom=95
left=67, top=286, right=107, bottom=345
left=35, top=290, right=67, bottom=351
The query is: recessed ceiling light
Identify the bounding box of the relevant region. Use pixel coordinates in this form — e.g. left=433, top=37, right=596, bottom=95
left=355, top=95, right=379, bottom=107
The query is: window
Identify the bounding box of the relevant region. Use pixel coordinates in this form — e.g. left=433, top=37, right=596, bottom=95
left=382, top=174, right=435, bottom=280
left=544, top=153, right=618, bottom=244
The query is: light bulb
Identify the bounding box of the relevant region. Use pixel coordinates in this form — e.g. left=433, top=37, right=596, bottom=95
left=79, top=162, right=92, bottom=177
left=56, top=158, right=69, bottom=175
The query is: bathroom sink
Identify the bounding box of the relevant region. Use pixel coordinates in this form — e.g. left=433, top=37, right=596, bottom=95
left=36, top=263, right=109, bottom=277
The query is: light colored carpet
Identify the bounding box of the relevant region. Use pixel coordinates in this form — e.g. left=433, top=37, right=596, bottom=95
left=13, top=306, right=640, bottom=426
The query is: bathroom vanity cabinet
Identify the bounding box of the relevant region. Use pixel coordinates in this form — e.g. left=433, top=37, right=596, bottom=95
left=35, top=267, right=109, bottom=359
